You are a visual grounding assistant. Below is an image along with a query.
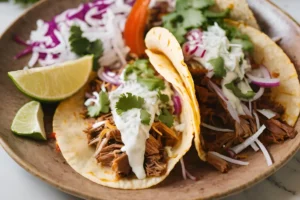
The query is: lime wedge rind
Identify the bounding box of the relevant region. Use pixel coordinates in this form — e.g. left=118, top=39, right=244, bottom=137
left=11, top=101, right=47, bottom=141
left=8, top=56, right=93, bottom=102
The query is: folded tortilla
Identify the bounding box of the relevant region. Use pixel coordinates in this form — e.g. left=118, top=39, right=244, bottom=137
left=53, top=50, right=195, bottom=189
left=145, top=22, right=300, bottom=161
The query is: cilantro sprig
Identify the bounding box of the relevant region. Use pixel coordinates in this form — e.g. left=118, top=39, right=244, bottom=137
left=69, top=26, right=103, bottom=70
left=158, top=108, right=174, bottom=128
left=115, top=93, right=151, bottom=125
left=124, top=59, right=165, bottom=91
left=162, top=0, right=230, bottom=44
left=87, top=91, right=110, bottom=117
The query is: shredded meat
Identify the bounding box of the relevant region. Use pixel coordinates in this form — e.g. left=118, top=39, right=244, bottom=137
left=146, top=134, right=162, bottom=156
left=86, top=113, right=177, bottom=179
left=207, top=152, right=230, bottom=173
left=260, top=119, right=298, bottom=144
left=257, top=96, right=285, bottom=115
left=112, top=152, right=131, bottom=178
left=145, top=154, right=167, bottom=177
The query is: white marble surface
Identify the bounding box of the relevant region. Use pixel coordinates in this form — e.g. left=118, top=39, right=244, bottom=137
left=0, top=1, right=300, bottom=199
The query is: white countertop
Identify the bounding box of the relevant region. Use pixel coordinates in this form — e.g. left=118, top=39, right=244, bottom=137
left=1, top=1, right=300, bottom=199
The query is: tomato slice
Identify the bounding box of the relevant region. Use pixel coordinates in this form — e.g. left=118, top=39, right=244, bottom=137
left=124, top=0, right=151, bottom=57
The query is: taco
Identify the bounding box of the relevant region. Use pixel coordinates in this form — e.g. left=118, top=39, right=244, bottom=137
left=146, top=14, right=300, bottom=172
left=53, top=44, right=195, bottom=188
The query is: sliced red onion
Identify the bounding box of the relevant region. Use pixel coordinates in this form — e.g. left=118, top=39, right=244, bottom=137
left=257, top=109, right=277, bottom=119
left=209, top=151, right=249, bottom=166
left=182, top=42, right=206, bottom=60
left=247, top=73, right=280, bottom=88
left=206, top=70, right=214, bottom=78
left=242, top=104, right=252, bottom=117
left=231, top=125, right=266, bottom=154
left=173, top=94, right=182, bottom=115
left=251, top=87, right=265, bottom=101
left=98, top=67, right=121, bottom=85
left=186, top=29, right=203, bottom=42
left=180, top=158, right=197, bottom=181
left=13, top=35, right=28, bottom=46
left=255, top=139, right=273, bottom=166
left=180, top=158, right=187, bottom=180
left=201, top=123, right=234, bottom=132
left=208, top=80, right=240, bottom=123
left=92, top=120, right=106, bottom=129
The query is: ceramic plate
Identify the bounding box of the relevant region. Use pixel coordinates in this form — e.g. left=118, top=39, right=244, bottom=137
left=0, top=0, right=300, bottom=199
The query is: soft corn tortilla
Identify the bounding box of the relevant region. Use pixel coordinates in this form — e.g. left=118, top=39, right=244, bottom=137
left=145, top=27, right=204, bottom=161
left=213, top=0, right=260, bottom=29
left=234, top=22, right=300, bottom=126
left=53, top=53, right=195, bottom=189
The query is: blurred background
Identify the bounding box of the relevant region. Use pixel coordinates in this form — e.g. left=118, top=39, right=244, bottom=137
left=0, top=0, right=299, bottom=200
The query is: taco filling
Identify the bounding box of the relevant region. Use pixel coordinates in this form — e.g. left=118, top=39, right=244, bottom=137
left=83, top=59, right=184, bottom=179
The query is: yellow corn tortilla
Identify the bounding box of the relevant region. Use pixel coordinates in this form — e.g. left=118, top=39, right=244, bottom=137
left=213, top=0, right=260, bottom=29
left=234, top=21, right=300, bottom=126
left=53, top=53, right=195, bottom=189
left=145, top=27, right=205, bottom=161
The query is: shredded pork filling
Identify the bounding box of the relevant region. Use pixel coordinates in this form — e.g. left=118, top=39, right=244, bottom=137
left=83, top=76, right=179, bottom=179
left=190, top=64, right=298, bottom=173
left=84, top=114, right=176, bottom=179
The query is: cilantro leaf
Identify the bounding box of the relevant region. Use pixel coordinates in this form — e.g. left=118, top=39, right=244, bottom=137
left=225, top=82, right=255, bottom=99
left=137, top=77, right=165, bottom=91
left=87, top=91, right=110, bottom=117
left=158, top=92, right=169, bottom=104
left=115, top=93, right=145, bottom=115
left=203, top=8, right=230, bottom=19
left=209, top=56, right=226, bottom=78
left=181, top=9, right=207, bottom=29
left=69, top=25, right=103, bottom=70
left=158, top=108, right=174, bottom=128
left=191, top=0, right=214, bottom=9
left=140, top=109, right=151, bottom=125
left=123, top=59, right=155, bottom=80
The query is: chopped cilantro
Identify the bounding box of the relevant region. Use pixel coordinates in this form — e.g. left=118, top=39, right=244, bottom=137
left=69, top=25, right=103, bottom=70
left=225, top=82, right=255, bottom=99
left=137, top=77, right=165, bottom=91
left=158, top=92, right=170, bottom=104
left=87, top=91, right=110, bottom=117
left=191, top=0, right=214, bottom=9
left=140, top=109, right=151, bottom=125
left=203, top=8, right=230, bottom=18
left=231, top=39, right=254, bottom=52
left=115, top=93, right=145, bottom=115
left=158, top=108, right=174, bottom=128
left=209, top=56, right=226, bottom=78
left=123, top=59, right=155, bottom=81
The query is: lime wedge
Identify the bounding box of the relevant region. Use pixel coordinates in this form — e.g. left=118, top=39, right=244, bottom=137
left=8, top=56, right=93, bottom=102
left=11, top=101, right=46, bottom=140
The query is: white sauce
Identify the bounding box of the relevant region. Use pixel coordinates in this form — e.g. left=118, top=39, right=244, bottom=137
left=109, top=80, right=175, bottom=179
left=194, top=23, right=253, bottom=116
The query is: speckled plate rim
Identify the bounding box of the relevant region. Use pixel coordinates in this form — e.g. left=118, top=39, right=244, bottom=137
left=0, top=1, right=299, bottom=200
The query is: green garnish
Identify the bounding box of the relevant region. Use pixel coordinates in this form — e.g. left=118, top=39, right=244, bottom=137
left=231, top=38, right=254, bottom=52
left=124, top=59, right=155, bottom=81
left=87, top=91, right=110, bottom=117
left=137, top=77, right=165, bottom=91
left=209, top=57, right=226, bottom=78
left=158, top=91, right=170, bottom=104
left=225, top=82, right=255, bottom=99
left=140, top=109, right=151, bottom=125
left=203, top=8, right=230, bottom=18
left=158, top=108, right=174, bottom=128
left=115, top=93, right=145, bottom=115
left=69, top=25, right=103, bottom=70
